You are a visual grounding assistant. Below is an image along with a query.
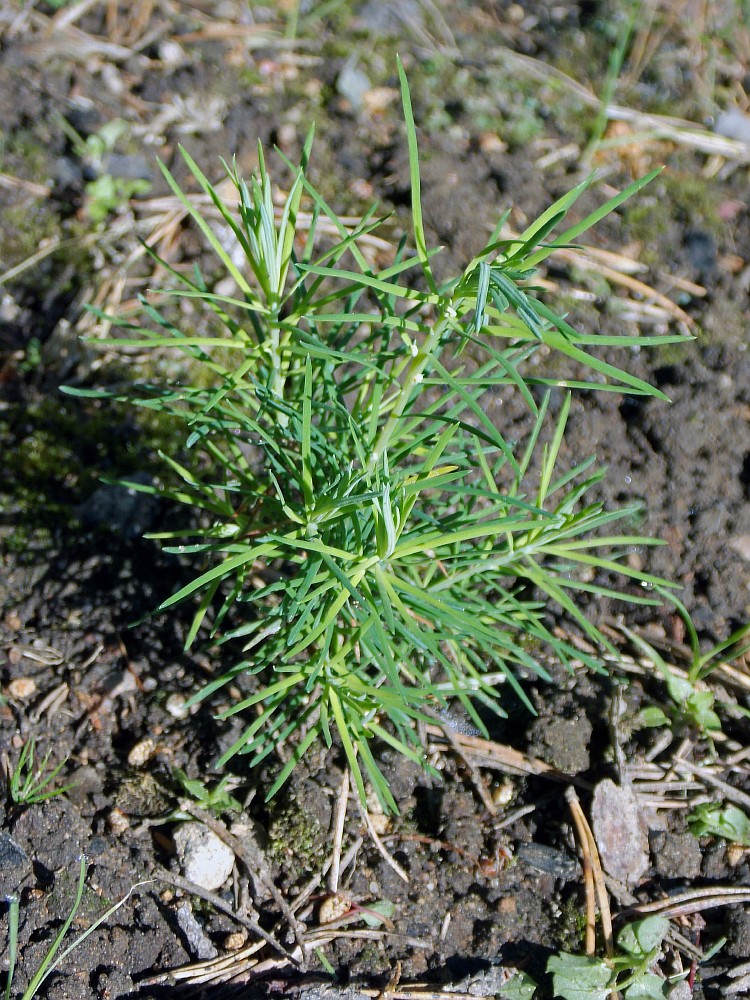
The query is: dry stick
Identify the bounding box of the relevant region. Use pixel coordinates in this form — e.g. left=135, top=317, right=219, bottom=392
left=565, top=787, right=597, bottom=956
left=566, top=788, right=614, bottom=958
left=424, top=725, right=592, bottom=788
left=618, top=885, right=750, bottom=921
left=292, top=837, right=363, bottom=919
left=183, top=803, right=306, bottom=951
left=674, top=759, right=750, bottom=812
left=355, top=794, right=410, bottom=884
left=328, top=769, right=350, bottom=893
left=156, top=871, right=293, bottom=961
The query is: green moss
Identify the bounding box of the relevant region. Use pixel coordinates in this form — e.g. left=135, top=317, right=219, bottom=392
left=0, top=395, right=190, bottom=556
left=267, top=791, right=327, bottom=880
left=555, top=892, right=589, bottom=951
left=624, top=170, right=723, bottom=262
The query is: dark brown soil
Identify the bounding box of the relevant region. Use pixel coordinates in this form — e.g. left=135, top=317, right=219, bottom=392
left=2, top=2, right=750, bottom=999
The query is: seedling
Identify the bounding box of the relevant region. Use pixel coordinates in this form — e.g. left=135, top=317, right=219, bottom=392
left=55, top=115, right=152, bottom=223
left=629, top=588, right=750, bottom=736
left=548, top=915, right=671, bottom=1000
left=170, top=767, right=243, bottom=815
left=3, top=738, right=74, bottom=807
left=688, top=802, right=750, bottom=846
left=63, top=63, right=687, bottom=812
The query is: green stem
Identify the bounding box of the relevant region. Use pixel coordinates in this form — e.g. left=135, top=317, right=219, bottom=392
left=366, top=305, right=458, bottom=473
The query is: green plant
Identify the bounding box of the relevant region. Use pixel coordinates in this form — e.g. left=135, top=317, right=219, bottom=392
left=4, top=738, right=74, bottom=806
left=629, top=588, right=750, bottom=735
left=55, top=116, right=151, bottom=223
left=283, top=0, right=350, bottom=40
left=548, top=916, right=671, bottom=1000
left=688, top=802, right=750, bottom=845
left=170, top=767, right=242, bottom=815
left=2, top=857, right=149, bottom=1000
left=63, top=62, right=686, bottom=812
left=583, top=2, right=640, bottom=163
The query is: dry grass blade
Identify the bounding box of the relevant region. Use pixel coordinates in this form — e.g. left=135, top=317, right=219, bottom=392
left=355, top=793, right=409, bottom=885
left=672, top=759, right=750, bottom=812
left=424, top=725, right=591, bottom=788
left=328, top=769, right=350, bottom=894
left=495, top=47, right=750, bottom=163
left=497, top=224, right=695, bottom=328
left=619, top=885, right=750, bottom=920
left=566, top=787, right=614, bottom=959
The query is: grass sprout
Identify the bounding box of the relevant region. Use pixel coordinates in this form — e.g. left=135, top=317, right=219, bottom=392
left=63, top=62, right=688, bottom=811
left=4, top=738, right=74, bottom=807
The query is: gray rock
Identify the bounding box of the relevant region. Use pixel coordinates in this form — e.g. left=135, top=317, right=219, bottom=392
left=336, top=57, right=371, bottom=113
left=0, top=832, right=30, bottom=897
left=714, top=107, right=750, bottom=144
left=175, top=902, right=218, bottom=960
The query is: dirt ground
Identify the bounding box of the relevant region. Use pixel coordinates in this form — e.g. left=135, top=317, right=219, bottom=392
left=2, top=1, right=750, bottom=998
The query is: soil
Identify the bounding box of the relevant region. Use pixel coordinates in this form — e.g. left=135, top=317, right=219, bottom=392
left=2, top=2, right=750, bottom=999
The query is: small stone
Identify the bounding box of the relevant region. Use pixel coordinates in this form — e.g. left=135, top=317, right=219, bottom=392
left=667, top=983, right=692, bottom=1000
left=224, top=929, right=248, bottom=950
left=318, top=892, right=352, bottom=925
left=175, top=902, right=218, bottom=960
left=107, top=808, right=130, bottom=835
left=165, top=694, right=189, bottom=719
left=0, top=832, right=30, bottom=897
left=714, top=107, right=750, bottom=144
left=158, top=39, right=187, bottom=67
left=8, top=678, right=36, bottom=700
left=127, top=738, right=156, bottom=767
left=591, top=779, right=649, bottom=887
left=173, top=822, right=235, bottom=891
left=729, top=535, right=750, bottom=561
left=76, top=472, right=159, bottom=539
left=337, top=58, right=371, bottom=113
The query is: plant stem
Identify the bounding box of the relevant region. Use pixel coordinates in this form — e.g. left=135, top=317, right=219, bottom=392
left=367, top=306, right=457, bottom=473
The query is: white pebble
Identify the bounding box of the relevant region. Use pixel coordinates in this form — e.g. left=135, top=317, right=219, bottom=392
left=173, top=822, right=235, bottom=891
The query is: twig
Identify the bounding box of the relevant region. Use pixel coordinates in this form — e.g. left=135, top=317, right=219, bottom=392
left=155, top=870, right=295, bottom=962
left=355, top=794, right=409, bottom=885
left=673, top=760, right=750, bottom=811
left=328, top=769, right=350, bottom=893
left=426, top=726, right=593, bottom=788
left=566, top=788, right=597, bottom=955
left=618, top=885, right=750, bottom=920
left=566, top=787, right=614, bottom=958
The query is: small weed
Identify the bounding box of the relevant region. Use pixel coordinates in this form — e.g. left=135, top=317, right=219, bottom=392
left=548, top=915, right=672, bottom=1000
left=3, top=738, right=74, bottom=807
left=628, top=588, right=750, bottom=736
left=63, top=63, right=688, bottom=812
left=170, top=767, right=242, bottom=815
left=688, top=802, right=750, bottom=846
left=55, top=116, right=151, bottom=223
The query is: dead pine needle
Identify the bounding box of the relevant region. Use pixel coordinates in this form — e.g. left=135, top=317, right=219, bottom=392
left=328, top=769, right=350, bottom=894
left=565, top=786, right=614, bottom=959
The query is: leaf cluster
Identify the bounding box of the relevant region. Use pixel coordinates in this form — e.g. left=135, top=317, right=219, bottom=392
left=548, top=916, right=671, bottom=1000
